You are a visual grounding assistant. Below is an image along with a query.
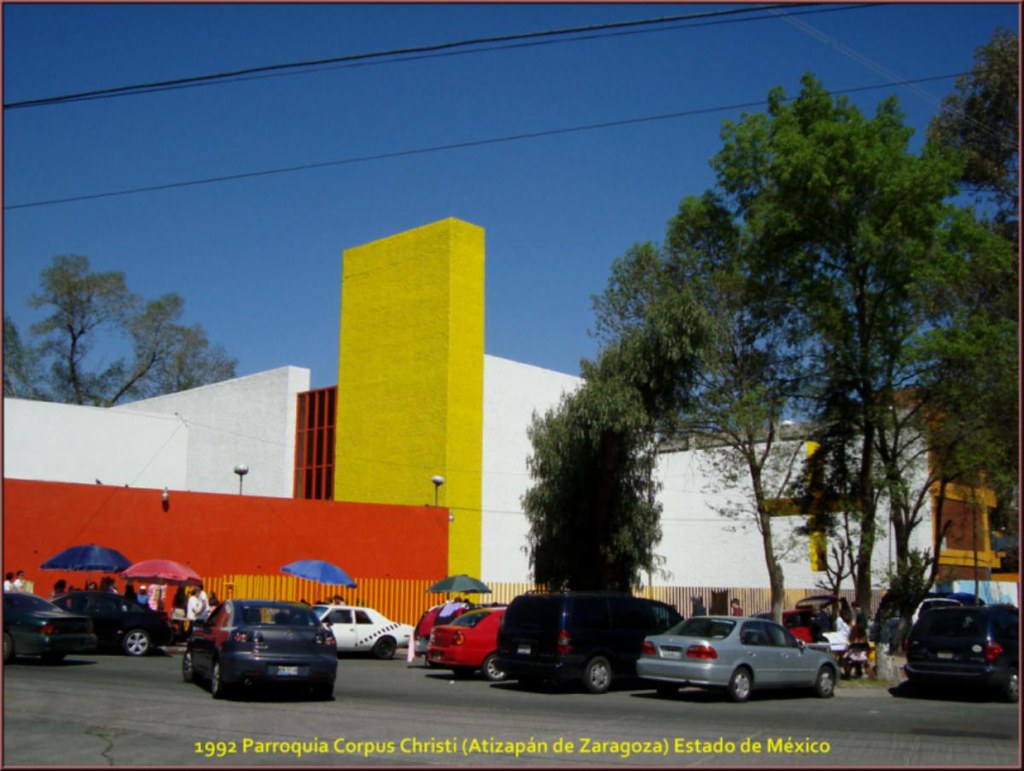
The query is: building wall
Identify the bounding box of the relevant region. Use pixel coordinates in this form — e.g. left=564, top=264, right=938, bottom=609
left=2, top=479, right=449, bottom=624
left=115, top=366, right=309, bottom=497
left=2, top=398, right=189, bottom=490
left=481, top=355, right=582, bottom=582
left=334, top=219, right=485, bottom=577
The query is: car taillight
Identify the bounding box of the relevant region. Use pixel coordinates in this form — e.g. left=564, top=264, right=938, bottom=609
left=452, top=631, right=465, bottom=646
left=640, top=640, right=657, bottom=656
left=557, top=629, right=571, bottom=655
left=315, top=630, right=335, bottom=647
left=232, top=629, right=255, bottom=643
left=686, top=644, right=718, bottom=659
left=39, top=623, right=57, bottom=635
left=983, top=641, right=1003, bottom=662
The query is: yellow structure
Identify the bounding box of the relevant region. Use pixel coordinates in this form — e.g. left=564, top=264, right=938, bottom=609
left=335, top=218, right=485, bottom=577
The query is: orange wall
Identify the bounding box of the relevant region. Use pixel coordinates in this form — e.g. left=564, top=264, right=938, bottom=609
left=2, top=479, right=449, bottom=595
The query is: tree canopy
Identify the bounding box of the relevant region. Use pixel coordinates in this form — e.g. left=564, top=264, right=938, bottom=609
left=5, top=255, right=237, bottom=406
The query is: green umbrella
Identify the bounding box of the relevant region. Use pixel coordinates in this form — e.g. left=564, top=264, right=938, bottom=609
left=426, top=574, right=491, bottom=594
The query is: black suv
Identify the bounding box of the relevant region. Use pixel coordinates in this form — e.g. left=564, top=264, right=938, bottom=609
left=495, top=592, right=682, bottom=693
left=903, top=604, right=1018, bottom=702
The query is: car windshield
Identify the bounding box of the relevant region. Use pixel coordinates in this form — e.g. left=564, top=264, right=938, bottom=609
left=451, top=611, right=491, bottom=628
left=4, top=593, right=60, bottom=612
left=665, top=617, right=736, bottom=640
left=238, top=605, right=318, bottom=627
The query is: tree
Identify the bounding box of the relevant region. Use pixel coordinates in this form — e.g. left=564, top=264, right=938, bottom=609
left=3, top=314, right=47, bottom=400
left=593, top=193, right=808, bottom=621
left=15, top=254, right=237, bottom=406
left=700, top=73, right=1006, bottom=620
left=522, top=286, right=708, bottom=590
left=927, top=28, right=1019, bottom=241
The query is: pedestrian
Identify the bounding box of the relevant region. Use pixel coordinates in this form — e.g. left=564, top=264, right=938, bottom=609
left=13, top=570, right=28, bottom=592
left=50, top=579, right=67, bottom=599
left=123, top=583, right=137, bottom=604
left=852, top=600, right=868, bottom=629
left=186, top=586, right=205, bottom=633
left=729, top=597, right=744, bottom=616
left=196, top=583, right=210, bottom=621
left=4, top=573, right=14, bottom=591
left=690, top=595, right=707, bottom=617
left=136, top=584, right=149, bottom=606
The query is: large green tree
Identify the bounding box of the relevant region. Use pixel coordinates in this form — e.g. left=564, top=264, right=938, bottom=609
left=522, top=286, right=708, bottom=590
left=709, top=74, right=1011, bottom=622
left=593, top=195, right=807, bottom=621
left=7, top=254, right=237, bottom=406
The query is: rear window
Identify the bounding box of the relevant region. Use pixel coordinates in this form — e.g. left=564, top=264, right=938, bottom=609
left=504, top=596, right=563, bottom=630
left=238, top=605, right=318, bottom=627
left=451, top=610, right=492, bottom=628
left=915, top=609, right=986, bottom=638
left=667, top=617, right=736, bottom=640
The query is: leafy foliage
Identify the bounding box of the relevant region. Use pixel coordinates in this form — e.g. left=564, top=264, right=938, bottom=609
left=6, top=255, right=236, bottom=406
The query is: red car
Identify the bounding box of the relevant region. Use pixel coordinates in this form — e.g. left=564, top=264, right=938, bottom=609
left=427, top=607, right=506, bottom=681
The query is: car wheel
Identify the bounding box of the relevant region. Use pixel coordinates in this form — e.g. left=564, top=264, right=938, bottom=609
left=813, top=666, right=836, bottom=698
left=210, top=659, right=230, bottom=700
left=182, top=649, right=195, bottom=683
left=122, top=628, right=151, bottom=657
left=3, top=632, right=14, bottom=664
left=40, top=652, right=66, bottom=664
left=727, top=667, right=753, bottom=702
left=481, top=653, right=506, bottom=682
left=655, top=683, right=679, bottom=698
left=372, top=636, right=397, bottom=660
left=1001, top=666, right=1019, bottom=703
left=582, top=656, right=612, bottom=694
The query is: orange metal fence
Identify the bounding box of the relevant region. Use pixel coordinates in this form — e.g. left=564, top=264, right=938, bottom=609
left=201, top=575, right=883, bottom=627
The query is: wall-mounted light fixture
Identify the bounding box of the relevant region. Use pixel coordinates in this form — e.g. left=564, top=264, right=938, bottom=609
left=161, top=487, right=170, bottom=511
left=234, top=464, right=249, bottom=495
left=431, top=475, right=445, bottom=507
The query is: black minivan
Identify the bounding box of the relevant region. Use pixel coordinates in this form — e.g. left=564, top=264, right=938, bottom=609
left=495, top=592, right=682, bottom=693
left=903, top=604, right=1018, bottom=702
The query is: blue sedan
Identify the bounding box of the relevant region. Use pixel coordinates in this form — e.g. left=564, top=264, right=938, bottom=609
left=637, top=615, right=839, bottom=702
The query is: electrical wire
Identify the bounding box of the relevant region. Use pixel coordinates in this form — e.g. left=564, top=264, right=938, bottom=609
left=3, top=4, right=864, bottom=110
left=3, top=72, right=964, bottom=212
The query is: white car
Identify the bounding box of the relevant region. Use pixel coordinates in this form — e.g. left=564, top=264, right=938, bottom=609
left=313, top=604, right=413, bottom=659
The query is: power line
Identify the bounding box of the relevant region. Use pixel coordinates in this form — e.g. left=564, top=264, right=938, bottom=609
left=3, top=4, right=867, bottom=109
left=2, top=72, right=965, bottom=212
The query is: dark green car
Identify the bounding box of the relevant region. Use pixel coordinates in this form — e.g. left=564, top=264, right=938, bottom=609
left=3, top=592, right=97, bottom=664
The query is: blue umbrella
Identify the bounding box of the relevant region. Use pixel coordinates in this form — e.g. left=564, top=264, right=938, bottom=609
left=40, top=544, right=132, bottom=573
left=281, top=559, right=357, bottom=587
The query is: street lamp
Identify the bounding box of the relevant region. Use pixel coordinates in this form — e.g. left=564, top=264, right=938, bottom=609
left=234, top=464, right=249, bottom=495
left=431, top=475, right=445, bottom=507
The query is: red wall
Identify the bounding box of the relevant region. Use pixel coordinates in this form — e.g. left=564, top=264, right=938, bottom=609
left=2, top=479, right=449, bottom=592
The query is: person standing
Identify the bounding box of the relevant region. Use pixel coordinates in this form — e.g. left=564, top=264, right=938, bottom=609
left=12, top=570, right=28, bottom=592
left=690, top=596, right=707, bottom=617
left=3, top=573, right=14, bottom=591
left=730, top=597, right=744, bottom=616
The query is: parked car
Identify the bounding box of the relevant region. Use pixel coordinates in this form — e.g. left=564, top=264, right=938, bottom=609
left=3, top=593, right=96, bottom=663
left=428, top=606, right=506, bottom=680
left=3, top=592, right=97, bottom=664
left=495, top=592, right=682, bottom=694
left=183, top=599, right=337, bottom=699
left=903, top=604, right=1018, bottom=702
left=755, top=595, right=838, bottom=643
left=637, top=615, right=839, bottom=702
left=313, top=604, right=413, bottom=659
left=51, top=590, right=173, bottom=656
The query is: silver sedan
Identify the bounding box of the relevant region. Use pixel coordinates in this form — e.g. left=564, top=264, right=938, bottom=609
left=637, top=615, right=839, bottom=702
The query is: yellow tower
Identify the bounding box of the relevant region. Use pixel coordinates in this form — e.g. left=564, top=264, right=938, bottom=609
left=335, top=218, right=485, bottom=577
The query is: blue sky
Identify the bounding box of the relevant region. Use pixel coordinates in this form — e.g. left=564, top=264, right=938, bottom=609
left=3, top=2, right=1018, bottom=390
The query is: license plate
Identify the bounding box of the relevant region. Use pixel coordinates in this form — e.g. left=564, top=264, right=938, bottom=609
left=661, top=648, right=682, bottom=660
left=276, top=665, right=299, bottom=676
left=936, top=652, right=953, bottom=660
left=517, top=644, right=531, bottom=655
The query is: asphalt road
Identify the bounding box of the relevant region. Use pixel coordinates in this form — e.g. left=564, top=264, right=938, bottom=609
left=2, top=649, right=1019, bottom=766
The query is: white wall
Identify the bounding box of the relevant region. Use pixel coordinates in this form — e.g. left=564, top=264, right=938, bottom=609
left=481, top=355, right=581, bottom=583
left=3, top=398, right=188, bottom=490
left=115, top=367, right=309, bottom=497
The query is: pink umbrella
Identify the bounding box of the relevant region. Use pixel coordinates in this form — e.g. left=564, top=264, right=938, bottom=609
left=121, top=559, right=202, bottom=586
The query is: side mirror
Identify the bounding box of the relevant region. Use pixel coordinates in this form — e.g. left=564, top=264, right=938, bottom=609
left=796, top=639, right=806, bottom=650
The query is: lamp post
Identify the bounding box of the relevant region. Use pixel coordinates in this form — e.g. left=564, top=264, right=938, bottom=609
left=431, top=475, right=445, bottom=507
left=234, top=464, right=249, bottom=495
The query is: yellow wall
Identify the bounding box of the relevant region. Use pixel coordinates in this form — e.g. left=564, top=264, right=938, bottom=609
left=335, top=219, right=485, bottom=577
